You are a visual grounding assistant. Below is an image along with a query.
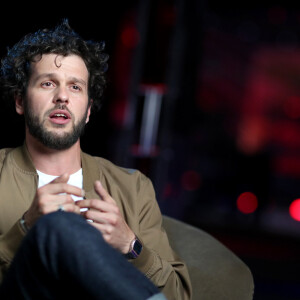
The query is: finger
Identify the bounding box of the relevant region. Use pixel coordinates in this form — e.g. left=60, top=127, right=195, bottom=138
left=89, top=222, right=111, bottom=234
left=38, top=194, right=74, bottom=212
left=81, top=210, right=112, bottom=224
left=43, top=202, right=81, bottom=214
left=51, top=173, right=70, bottom=184
left=76, top=199, right=119, bottom=214
left=53, top=193, right=76, bottom=204
left=39, top=182, right=85, bottom=198
left=49, top=174, right=85, bottom=197
left=58, top=203, right=81, bottom=214
left=94, top=181, right=115, bottom=204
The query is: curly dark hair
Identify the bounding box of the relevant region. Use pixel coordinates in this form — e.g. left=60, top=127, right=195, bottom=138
left=0, top=19, right=109, bottom=112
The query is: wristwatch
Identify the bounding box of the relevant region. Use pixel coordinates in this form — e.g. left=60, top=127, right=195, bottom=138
left=125, top=236, right=143, bottom=259
left=19, top=213, right=29, bottom=233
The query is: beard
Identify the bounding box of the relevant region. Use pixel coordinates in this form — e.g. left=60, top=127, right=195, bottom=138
left=24, top=102, right=89, bottom=150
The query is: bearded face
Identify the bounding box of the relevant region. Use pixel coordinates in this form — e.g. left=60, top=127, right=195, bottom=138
left=23, top=102, right=89, bottom=150
left=16, top=54, right=92, bottom=151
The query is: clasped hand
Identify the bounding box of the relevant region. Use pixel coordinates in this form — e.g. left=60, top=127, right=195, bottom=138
left=24, top=173, right=135, bottom=254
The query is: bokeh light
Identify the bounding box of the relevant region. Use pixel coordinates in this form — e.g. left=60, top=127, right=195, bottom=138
left=289, top=199, right=300, bottom=222
left=121, top=25, right=140, bottom=48
left=237, top=192, right=258, bottom=214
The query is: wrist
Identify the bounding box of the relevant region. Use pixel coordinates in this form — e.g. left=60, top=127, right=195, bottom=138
left=124, top=232, right=136, bottom=253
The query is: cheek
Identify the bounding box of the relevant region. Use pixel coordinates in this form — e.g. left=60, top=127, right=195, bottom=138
left=74, top=99, right=91, bottom=121
left=25, top=99, right=47, bottom=119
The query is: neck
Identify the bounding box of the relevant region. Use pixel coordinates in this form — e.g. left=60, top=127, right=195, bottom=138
left=26, top=134, right=82, bottom=176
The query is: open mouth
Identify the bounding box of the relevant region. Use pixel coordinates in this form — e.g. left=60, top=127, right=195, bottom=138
left=49, top=109, right=71, bottom=119
left=49, top=110, right=71, bottom=124
left=51, top=113, right=68, bottom=119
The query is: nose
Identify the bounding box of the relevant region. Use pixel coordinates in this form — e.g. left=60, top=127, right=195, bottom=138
left=53, top=86, right=69, bottom=104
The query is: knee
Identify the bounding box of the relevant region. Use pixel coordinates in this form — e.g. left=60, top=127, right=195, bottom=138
left=30, top=212, right=86, bottom=242
left=30, top=212, right=105, bottom=247
left=35, top=211, right=80, bottom=231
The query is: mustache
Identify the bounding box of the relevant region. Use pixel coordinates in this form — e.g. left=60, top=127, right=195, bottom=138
left=45, top=104, right=74, bottom=118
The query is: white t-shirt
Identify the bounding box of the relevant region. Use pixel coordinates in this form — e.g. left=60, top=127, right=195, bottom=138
left=36, top=168, right=83, bottom=201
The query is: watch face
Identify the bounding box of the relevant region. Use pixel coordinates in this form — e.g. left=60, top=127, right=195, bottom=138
left=125, top=238, right=143, bottom=259
left=133, top=239, right=143, bottom=256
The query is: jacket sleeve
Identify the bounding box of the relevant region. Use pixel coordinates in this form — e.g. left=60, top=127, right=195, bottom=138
left=0, top=148, right=26, bottom=283
left=130, top=173, right=192, bottom=300
left=0, top=221, right=26, bottom=283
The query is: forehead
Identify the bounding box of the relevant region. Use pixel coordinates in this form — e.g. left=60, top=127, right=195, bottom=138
left=30, top=54, right=89, bottom=81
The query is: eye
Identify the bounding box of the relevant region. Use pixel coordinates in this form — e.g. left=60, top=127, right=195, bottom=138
left=41, top=81, right=54, bottom=88
left=71, top=84, right=82, bottom=91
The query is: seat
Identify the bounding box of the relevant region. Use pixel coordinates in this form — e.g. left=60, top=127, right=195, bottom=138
left=162, top=215, right=254, bottom=300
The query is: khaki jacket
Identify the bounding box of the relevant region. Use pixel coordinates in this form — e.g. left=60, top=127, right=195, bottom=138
left=0, top=145, right=191, bottom=299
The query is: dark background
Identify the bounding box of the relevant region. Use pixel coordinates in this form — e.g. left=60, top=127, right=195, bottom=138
left=1, top=1, right=300, bottom=299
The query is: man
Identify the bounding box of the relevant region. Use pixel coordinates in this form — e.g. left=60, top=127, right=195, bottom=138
left=0, top=20, right=191, bottom=299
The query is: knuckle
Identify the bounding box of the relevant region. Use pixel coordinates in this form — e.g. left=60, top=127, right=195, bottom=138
left=105, top=230, right=112, bottom=239
left=66, top=195, right=73, bottom=203
left=110, top=216, right=118, bottom=226
left=85, top=210, right=93, bottom=220
left=91, top=199, right=100, bottom=208
left=39, top=196, right=48, bottom=206
left=70, top=205, right=78, bottom=213
left=60, top=183, right=68, bottom=192
left=90, top=199, right=96, bottom=207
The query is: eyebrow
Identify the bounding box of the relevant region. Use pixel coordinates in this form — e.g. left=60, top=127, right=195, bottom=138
left=32, top=73, right=87, bottom=87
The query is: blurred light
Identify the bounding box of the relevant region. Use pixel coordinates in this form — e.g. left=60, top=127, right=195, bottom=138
left=289, top=199, right=300, bottom=222
left=181, top=170, right=201, bottom=191
left=237, top=192, right=258, bottom=214
left=236, top=116, right=268, bottom=155
left=283, top=96, right=300, bottom=119
left=121, top=26, right=140, bottom=48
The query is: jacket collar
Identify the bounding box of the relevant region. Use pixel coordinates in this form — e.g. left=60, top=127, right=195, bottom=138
left=81, top=151, right=102, bottom=199
left=13, top=143, right=102, bottom=199
left=12, top=143, right=37, bottom=174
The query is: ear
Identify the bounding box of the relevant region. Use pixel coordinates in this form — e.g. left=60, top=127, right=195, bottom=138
left=85, top=100, right=92, bottom=124
left=15, top=95, right=24, bottom=115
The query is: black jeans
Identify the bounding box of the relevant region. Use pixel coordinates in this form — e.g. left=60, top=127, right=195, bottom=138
left=0, top=212, right=165, bottom=300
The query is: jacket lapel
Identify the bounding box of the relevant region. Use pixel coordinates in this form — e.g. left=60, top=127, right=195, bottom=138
left=81, top=151, right=102, bottom=200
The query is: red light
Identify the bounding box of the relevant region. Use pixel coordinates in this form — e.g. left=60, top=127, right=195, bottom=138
left=121, top=26, right=140, bottom=48
left=283, top=96, right=300, bottom=119
left=237, top=192, right=258, bottom=214
left=289, top=199, right=300, bottom=221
